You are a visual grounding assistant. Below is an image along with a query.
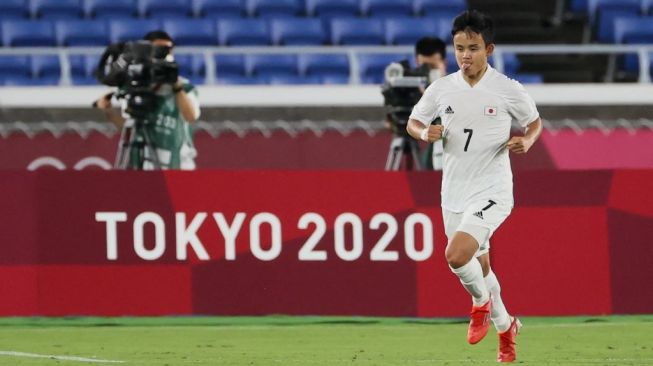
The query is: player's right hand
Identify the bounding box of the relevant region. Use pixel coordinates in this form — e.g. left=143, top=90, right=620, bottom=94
left=94, top=93, right=113, bottom=110
left=421, top=125, right=444, bottom=142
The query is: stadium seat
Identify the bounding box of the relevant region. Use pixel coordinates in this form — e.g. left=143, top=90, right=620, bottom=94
left=247, top=0, right=301, bottom=17
left=217, top=19, right=270, bottom=46
left=31, top=0, right=83, bottom=19
left=193, top=0, right=244, bottom=19
left=55, top=20, right=109, bottom=46
left=1, top=20, right=56, bottom=47
left=496, top=53, right=520, bottom=75
left=361, top=0, right=414, bottom=17
left=31, top=55, right=60, bottom=79
left=0, top=56, right=31, bottom=83
left=138, top=0, right=192, bottom=18
left=84, top=0, right=137, bottom=19
left=270, top=18, right=326, bottom=45
left=0, top=0, right=29, bottom=20
left=108, top=19, right=161, bottom=43
left=215, top=54, right=247, bottom=77
left=570, top=0, right=588, bottom=13
left=248, top=54, right=299, bottom=78
left=306, top=0, right=359, bottom=18
left=589, top=0, right=641, bottom=42
left=358, top=53, right=411, bottom=84
left=385, top=18, right=443, bottom=45
left=69, top=54, right=100, bottom=85
left=330, top=19, right=385, bottom=45
left=415, top=0, right=466, bottom=17
left=614, top=16, right=653, bottom=43
left=298, top=54, right=350, bottom=80
left=163, top=19, right=216, bottom=45
left=175, top=54, right=206, bottom=80
left=318, top=74, right=350, bottom=84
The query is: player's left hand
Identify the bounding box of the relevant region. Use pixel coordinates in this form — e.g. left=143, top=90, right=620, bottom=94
left=506, top=136, right=533, bottom=154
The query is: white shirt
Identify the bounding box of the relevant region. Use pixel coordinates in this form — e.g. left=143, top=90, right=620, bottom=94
left=409, top=65, right=539, bottom=212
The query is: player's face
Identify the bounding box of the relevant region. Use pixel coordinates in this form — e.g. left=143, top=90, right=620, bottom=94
left=453, top=31, right=494, bottom=78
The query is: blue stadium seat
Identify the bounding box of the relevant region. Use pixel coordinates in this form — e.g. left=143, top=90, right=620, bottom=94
left=193, top=0, right=244, bottom=19
left=55, top=20, right=109, bottom=46
left=622, top=52, right=653, bottom=75
left=138, top=0, right=192, bottom=18
left=84, top=0, right=136, bottom=19
left=361, top=0, right=413, bottom=17
left=511, top=73, right=543, bottom=84
left=108, top=19, right=161, bottom=43
left=0, top=56, right=31, bottom=84
left=415, top=0, right=466, bottom=16
left=1, top=20, right=56, bottom=46
left=217, top=19, right=270, bottom=46
left=358, top=53, right=411, bottom=84
left=319, top=75, right=350, bottom=84
left=248, top=54, right=299, bottom=78
left=305, top=0, right=359, bottom=18
left=215, top=54, right=247, bottom=77
left=69, top=54, right=100, bottom=85
left=163, top=19, right=216, bottom=45
left=0, top=0, right=29, bottom=19
left=589, top=0, right=641, bottom=42
left=497, top=53, right=520, bottom=75
left=271, top=18, right=326, bottom=45
left=570, top=0, right=588, bottom=13
left=614, top=16, right=653, bottom=43
left=175, top=54, right=206, bottom=79
left=32, top=55, right=60, bottom=80
left=31, top=0, right=83, bottom=19
left=247, top=0, right=301, bottom=17
left=385, top=18, right=443, bottom=45
left=298, top=54, right=350, bottom=80
left=330, top=19, right=385, bottom=45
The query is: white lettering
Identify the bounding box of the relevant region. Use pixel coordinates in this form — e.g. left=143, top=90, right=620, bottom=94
left=404, top=213, right=434, bottom=261
left=297, top=213, right=327, bottom=261
left=133, top=212, right=166, bottom=260
left=176, top=213, right=210, bottom=260
left=369, top=213, right=399, bottom=261
left=213, top=213, right=246, bottom=260
left=334, top=213, right=363, bottom=261
left=250, top=213, right=282, bottom=261
left=95, top=212, right=127, bottom=260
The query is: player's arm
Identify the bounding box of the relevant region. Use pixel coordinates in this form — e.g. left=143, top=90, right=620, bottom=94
left=506, top=117, right=542, bottom=154
left=94, top=92, right=126, bottom=129
left=407, top=118, right=443, bottom=143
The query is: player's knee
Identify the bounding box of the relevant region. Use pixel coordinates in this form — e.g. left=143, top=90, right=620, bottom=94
left=445, top=246, right=470, bottom=269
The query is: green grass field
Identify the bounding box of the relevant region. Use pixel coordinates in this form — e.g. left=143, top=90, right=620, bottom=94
left=0, top=315, right=651, bottom=365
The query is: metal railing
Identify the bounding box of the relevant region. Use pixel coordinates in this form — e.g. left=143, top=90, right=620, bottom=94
left=0, top=44, right=652, bottom=84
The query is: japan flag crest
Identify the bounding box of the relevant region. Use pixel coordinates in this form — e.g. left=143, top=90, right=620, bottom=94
left=484, top=106, right=498, bottom=116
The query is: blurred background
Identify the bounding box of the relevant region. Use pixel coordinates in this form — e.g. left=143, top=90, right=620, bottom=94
left=0, top=0, right=651, bottom=319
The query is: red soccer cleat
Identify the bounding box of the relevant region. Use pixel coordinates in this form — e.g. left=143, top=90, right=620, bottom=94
left=467, top=298, right=492, bottom=344
left=497, top=317, right=522, bottom=363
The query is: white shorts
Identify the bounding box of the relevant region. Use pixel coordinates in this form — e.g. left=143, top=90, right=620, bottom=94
left=442, top=199, right=512, bottom=257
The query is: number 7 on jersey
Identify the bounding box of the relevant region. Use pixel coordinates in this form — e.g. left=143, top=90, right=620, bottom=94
left=463, top=128, right=473, bottom=152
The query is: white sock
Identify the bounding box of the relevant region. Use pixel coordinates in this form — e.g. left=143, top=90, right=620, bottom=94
left=485, top=270, right=511, bottom=332
left=450, top=259, right=490, bottom=306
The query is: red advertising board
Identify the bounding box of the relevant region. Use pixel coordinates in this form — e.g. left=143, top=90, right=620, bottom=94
left=0, top=170, right=650, bottom=316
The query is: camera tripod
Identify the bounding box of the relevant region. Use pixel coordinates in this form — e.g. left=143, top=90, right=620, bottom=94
left=114, top=118, right=163, bottom=170
left=385, top=134, right=422, bottom=171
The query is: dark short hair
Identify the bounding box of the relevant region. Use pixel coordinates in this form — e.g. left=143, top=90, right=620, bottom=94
left=451, top=10, right=495, bottom=45
left=143, top=30, right=175, bottom=45
left=415, top=37, right=446, bottom=59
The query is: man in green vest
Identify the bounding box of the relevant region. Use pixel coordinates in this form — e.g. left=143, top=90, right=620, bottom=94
left=95, top=31, right=200, bottom=170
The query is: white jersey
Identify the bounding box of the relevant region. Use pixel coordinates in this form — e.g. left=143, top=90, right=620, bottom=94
left=409, top=65, right=539, bottom=212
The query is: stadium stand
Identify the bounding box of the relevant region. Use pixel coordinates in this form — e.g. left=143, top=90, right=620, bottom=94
left=270, top=18, right=327, bottom=45
left=194, top=0, right=245, bottom=19
left=31, top=0, right=84, bottom=20
left=138, top=0, right=193, bottom=19
left=1, top=20, right=56, bottom=46
left=330, top=18, right=386, bottom=45
left=85, top=0, right=137, bottom=19
left=306, top=0, right=360, bottom=18
left=217, top=19, right=270, bottom=46
left=162, top=19, right=217, bottom=46
left=55, top=20, right=110, bottom=46
left=247, top=0, right=303, bottom=18
left=108, top=19, right=161, bottom=43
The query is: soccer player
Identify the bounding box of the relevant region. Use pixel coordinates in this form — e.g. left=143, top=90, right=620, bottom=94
left=406, top=10, right=542, bottom=363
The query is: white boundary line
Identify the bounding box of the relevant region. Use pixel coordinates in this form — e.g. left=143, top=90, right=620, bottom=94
left=0, top=350, right=125, bottom=363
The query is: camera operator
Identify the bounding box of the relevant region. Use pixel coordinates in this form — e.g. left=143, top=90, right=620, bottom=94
left=414, top=37, right=447, bottom=170
left=94, top=30, right=200, bottom=170
left=383, top=36, right=447, bottom=171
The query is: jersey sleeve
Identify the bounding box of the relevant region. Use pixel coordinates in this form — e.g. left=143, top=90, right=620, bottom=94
left=506, top=81, right=539, bottom=128
left=408, top=81, right=440, bottom=126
